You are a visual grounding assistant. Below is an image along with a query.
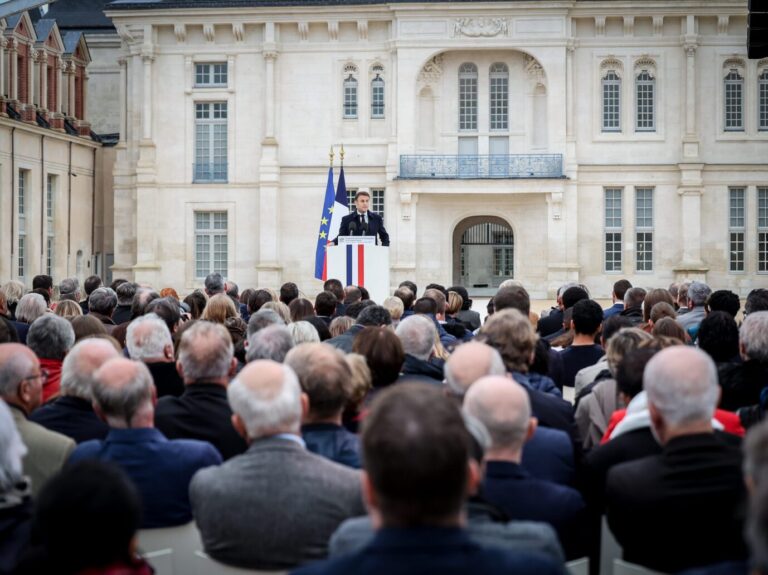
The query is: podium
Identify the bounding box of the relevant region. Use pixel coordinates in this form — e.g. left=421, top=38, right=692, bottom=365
left=328, top=237, right=390, bottom=305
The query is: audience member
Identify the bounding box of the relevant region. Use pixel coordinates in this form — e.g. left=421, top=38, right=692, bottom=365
left=1, top=281, right=24, bottom=320
left=719, top=311, right=768, bottom=411
left=113, top=282, right=138, bottom=325
left=202, top=293, right=238, bottom=324
left=155, top=321, right=245, bottom=460
left=559, top=299, right=604, bottom=389
left=352, top=327, right=404, bottom=393
left=126, top=314, right=184, bottom=398
left=69, top=357, right=221, bottom=527
left=88, top=287, right=118, bottom=333
left=204, top=273, right=225, bottom=297
left=573, top=315, right=632, bottom=395
left=247, top=308, right=285, bottom=337
left=71, top=314, right=108, bottom=341
left=604, top=280, right=632, bottom=318
left=30, top=339, right=117, bottom=443
left=290, top=321, right=320, bottom=345
left=678, top=281, right=713, bottom=340
left=289, top=298, right=315, bottom=323
left=619, top=287, right=646, bottom=325
left=0, top=400, right=31, bottom=574
left=698, top=311, right=740, bottom=364
left=327, top=305, right=391, bottom=353
left=0, top=343, right=74, bottom=496
left=191, top=360, right=365, bottom=569
left=53, top=300, right=82, bottom=319
left=246, top=325, right=295, bottom=363
left=80, top=275, right=102, bottom=315
left=58, top=278, right=81, bottom=304
left=280, top=282, right=300, bottom=306
left=26, top=315, right=75, bottom=403
left=651, top=316, right=687, bottom=341
left=707, top=289, right=741, bottom=318
left=395, top=315, right=442, bottom=383
left=286, top=343, right=360, bottom=468
left=305, top=316, right=332, bottom=341
left=449, top=285, right=481, bottom=331
left=13, top=293, right=47, bottom=344
left=314, top=291, right=338, bottom=325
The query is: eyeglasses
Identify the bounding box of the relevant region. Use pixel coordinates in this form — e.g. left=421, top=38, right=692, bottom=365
left=22, top=368, right=49, bottom=385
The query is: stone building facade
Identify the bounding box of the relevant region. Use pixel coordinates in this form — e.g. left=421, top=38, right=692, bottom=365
left=0, top=10, right=101, bottom=287
left=106, top=0, right=767, bottom=298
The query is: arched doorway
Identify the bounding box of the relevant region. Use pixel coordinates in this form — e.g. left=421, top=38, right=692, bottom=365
left=453, top=217, right=514, bottom=294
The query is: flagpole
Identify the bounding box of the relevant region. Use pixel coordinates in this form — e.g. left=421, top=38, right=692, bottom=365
left=340, top=144, right=345, bottom=167
left=329, top=146, right=334, bottom=168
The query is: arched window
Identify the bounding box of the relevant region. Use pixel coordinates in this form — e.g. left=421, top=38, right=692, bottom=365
left=371, top=73, right=385, bottom=119
left=635, top=69, right=655, bottom=132
left=458, top=63, right=478, bottom=131
left=602, top=69, right=621, bottom=132
left=343, top=65, right=358, bottom=119
left=759, top=67, right=768, bottom=132
left=489, top=63, right=509, bottom=131
left=724, top=68, right=744, bottom=131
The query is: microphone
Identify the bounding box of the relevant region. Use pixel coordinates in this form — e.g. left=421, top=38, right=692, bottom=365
left=348, top=221, right=357, bottom=235
left=362, top=220, right=369, bottom=235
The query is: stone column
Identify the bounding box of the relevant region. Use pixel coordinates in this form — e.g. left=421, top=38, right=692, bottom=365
left=68, top=62, right=75, bottom=117
left=0, top=38, right=6, bottom=115
left=566, top=40, right=575, bottom=143
left=9, top=40, right=17, bottom=101
left=141, top=50, right=153, bottom=141
left=263, top=49, right=276, bottom=142
left=56, top=58, right=64, bottom=114
left=675, top=164, right=707, bottom=278
left=118, top=57, right=127, bottom=143
left=40, top=54, right=48, bottom=112
left=81, top=69, right=88, bottom=121
left=682, top=15, right=699, bottom=160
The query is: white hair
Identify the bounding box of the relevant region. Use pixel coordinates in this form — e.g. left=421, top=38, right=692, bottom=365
left=126, top=313, right=173, bottom=361
left=16, top=293, right=47, bottom=323
left=644, top=346, right=719, bottom=427
left=27, top=315, right=75, bottom=360
left=499, top=279, right=524, bottom=289
left=61, top=339, right=120, bottom=401
left=289, top=321, right=320, bottom=345
left=0, top=400, right=26, bottom=492
left=741, top=311, right=768, bottom=363
left=395, top=315, right=436, bottom=361
left=178, top=321, right=234, bottom=382
left=246, top=325, right=294, bottom=363
left=227, top=364, right=302, bottom=438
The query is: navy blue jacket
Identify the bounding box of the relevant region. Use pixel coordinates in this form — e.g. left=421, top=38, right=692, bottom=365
left=338, top=211, right=389, bottom=246
left=291, top=527, right=566, bottom=575
left=522, top=426, right=576, bottom=487
left=69, top=428, right=221, bottom=528
left=30, top=396, right=109, bottom=444
left=302, top=423, right=361, bottom=469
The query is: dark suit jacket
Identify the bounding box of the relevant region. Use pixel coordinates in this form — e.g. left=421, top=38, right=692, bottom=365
left=302, top=423, right=361, bottom=469
left=338, top=211, right=389, bottom=246
left=537, top=309, right=563, bottom=337
left=482, top=461, right=586, bottom=559
left=521, top=381, right=581, bottom=448
left=146, top=361, right=185, bottom=398
left=326, top=324, right=365, bottom=353
left=522, top=426, right=576, bottom=486
left=29, top=396, right=109, bottom=444
left=606, top=433, right=748, bottom=573
left=154, top=383, right=247, bottom=460
left=69, top=427, right=221, bottom=528
left=190, top=437, right=365, bottom=570
left=292, top=527, right=566, bottom=575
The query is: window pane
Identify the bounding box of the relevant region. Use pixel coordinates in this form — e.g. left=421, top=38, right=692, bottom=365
left=725, top=70, right=744, bottom=131
left=729, top=188, right=745, bottom=229
left=635, top=70, right=655, bottom=131
left=730, top=232, right=744, bottom=271
left=459, top=63, right=478, bottom=131
left=489, top=63, right=508, bottom=131
left=195, top=211, right=227, bottom=278
left=195, top=102, right=227, bottom=182
left=195, top=63, right=227, bottom=87
left=344, top=76, right=358, bottom=119
left=371, top=76, right=385, bottom=119
left=602, top=71, right=621, bottom=132
left=760, top=69, right=768, bottom=131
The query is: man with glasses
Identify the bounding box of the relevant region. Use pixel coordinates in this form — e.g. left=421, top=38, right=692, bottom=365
left=0, top=343, right=74, bottom=496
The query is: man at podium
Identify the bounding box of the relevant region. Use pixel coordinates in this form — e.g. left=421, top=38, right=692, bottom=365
left=338, top=191, right=390, bottom=246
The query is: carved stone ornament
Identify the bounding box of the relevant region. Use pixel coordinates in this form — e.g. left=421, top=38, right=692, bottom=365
left=453, top=18, right=508, bottom=38
left=417, top=55, right=443, bottom=85
left=174, top=23, right=186, bottom=43
left=524, top=54, right=545, bottom=84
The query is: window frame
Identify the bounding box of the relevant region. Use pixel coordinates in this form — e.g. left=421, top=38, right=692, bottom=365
left=724, top=68, right=745, bottom=132
left=17, top=169, right=28, bottom=281
left=489, top=62, right=509, bottom=132
left=602, top=70, right=622, bottom=133
left=194, top=211, right=228, bottom=280
left=729, top=187, right=746, bottom=272
left=194, top=101, right=228, bottom=183
left=635, top=69, right=656, bottom=132
left=758, top=187, right=768, bottom=273
left=343, top=74, right=358, bottom=119
left=194, top=62, right=228, bottom=88
left=458, top=63, right=478, bottom=132
left=604, top=187, right=623, bottom=273
left=759, top=68, right=768, bottom=132
left=635, top=187, right=654, bottom=272
left=371, top=73, right=385, bottom=119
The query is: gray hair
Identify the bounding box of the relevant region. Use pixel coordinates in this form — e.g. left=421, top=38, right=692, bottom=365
left=444, top=343, right=506, bottom=397
left=687, top=281, right=712, bottom=307
left=289, top=321, right=320, bottom=345
left=499, top=279, right=524, bottom=289
left=115, top=282, right=139, bottom=306
left=59, top=277, right=80, bottom=297
left=644, top=346, right=719, bottom=427
left=60, top=339, right=120, bottom=401
left=16, top=293, right=47, bottom=323
left=92, top=360, right=154, bottom=426
left=246, top=325, right=294, bottom=363
left=463, top=377, right=531, bottom=451
left=395, top=315, right=437, bottom=361
left=227, top=363, right=302, bottom=438
left=26, top=315, right=75, bottom=361
left=557, top=282, right=579, bottom=298
left=0, top=400, right=26, bottom=493
left=247, top=309, right=285, bottom=337
left=0, top=281, right=25, bottom=305
left=204, top=272, right=225, bottom=295
left=0, top=353, right=36, bottom=397
left=740, top=311, right=768, bottom=363
left=126, top=314, right=173, bottom=361
left=89, top=287, right=118, bottom=315
left=178, top=321, right=234, bottom=382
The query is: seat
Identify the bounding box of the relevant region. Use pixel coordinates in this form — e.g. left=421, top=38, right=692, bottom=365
left=600, top=516, right=623, bottom=575
left=613, top=558, right=665, bottom=575
left=137, top=521, right=204, bottom=575
left=193, top=550, right=287, bottom=574
left=565, top=556, right=589, bottom=575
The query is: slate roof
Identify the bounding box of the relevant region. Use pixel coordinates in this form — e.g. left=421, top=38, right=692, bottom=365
left=107, top=0, right=540, bottom=10
left=33, top=0, right=115, bottom=31
left=33, top=18, right=56, bottom=41
left=62, top=30, right=84, bottom=53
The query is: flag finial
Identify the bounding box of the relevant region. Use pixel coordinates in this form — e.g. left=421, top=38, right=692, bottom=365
left=340, top=144, right=345, bottom=166
left=329, top=146, right=334, bottom=167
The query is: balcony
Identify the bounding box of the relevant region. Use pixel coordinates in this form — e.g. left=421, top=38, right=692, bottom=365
left=399, top=154, right=564, bottom=179
left=193, top=162, right=228, bottom=183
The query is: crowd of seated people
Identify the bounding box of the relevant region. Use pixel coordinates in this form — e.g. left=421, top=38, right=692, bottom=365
left=1, top=272, right=768, bottom=574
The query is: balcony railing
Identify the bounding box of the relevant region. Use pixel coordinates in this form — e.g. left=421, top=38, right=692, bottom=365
left=399, top=154, right=564, bottom=179
left=193, top=162, right=228, bottom=183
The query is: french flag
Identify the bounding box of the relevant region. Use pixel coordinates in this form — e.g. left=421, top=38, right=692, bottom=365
left=345, top=244, right=366, bottom=287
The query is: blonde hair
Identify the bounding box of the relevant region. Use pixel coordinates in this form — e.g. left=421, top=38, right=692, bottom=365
left=382, top=296, right=404, bottom=321
left=446, top=291, right=464, bottom=316
left=262, top=301, right=291, bottom=324
left=329, top=316, right=354, bottom=338
left=202, top=293, right=238, bottom=324
left=54, top=300, right=83, bottom=319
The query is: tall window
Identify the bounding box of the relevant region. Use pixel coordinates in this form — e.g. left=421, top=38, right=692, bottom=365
left=194, top=102, right=227, bottom=182
left=635, top=187, right=654, bottom=271
left=46, top=174, right=56, bottom=276
left=489, top=63, right=509, bottom=131
left=195, top=63, right=227, bottom=87
left=459, top=63, right=478, bottom=131
left=195, top=211, right=228, bottom=279
left=604, top=187, right=623, bottom=272
left=346, top=188, right=385, bottom=221
left=759, top=187, right=768, bottom=272
left=729, top=187, right=746, bottom=272
left=635, top=69, right=655, bottom=132
left=371, top=73, right=385, bottom=119
left=759, top=68, right=768, bottom=132
left=602, top=70, right=621, bottom=132
left=18, top=170, right=27, bottom=280
left=343, top=75, right=358, bottom=119
left=724, top=69, right=744, bottom=131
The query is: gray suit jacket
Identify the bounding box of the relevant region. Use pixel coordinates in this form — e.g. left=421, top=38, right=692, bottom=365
left=190, top=436, right=365, bottom=570
left=11, top=404, right=75, bottom=496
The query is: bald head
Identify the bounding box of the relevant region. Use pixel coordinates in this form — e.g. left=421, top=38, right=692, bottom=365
left=444, top=342, right=506, bottom=398
left=61, top=339, right=120, bottom=400
left=463, top=376, right=533, bottom=458
left=92, top=358, right=154, bottom=428
left=0, top=343, right=41, bottom=413
left=227, top=360, right=303, bottom=441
